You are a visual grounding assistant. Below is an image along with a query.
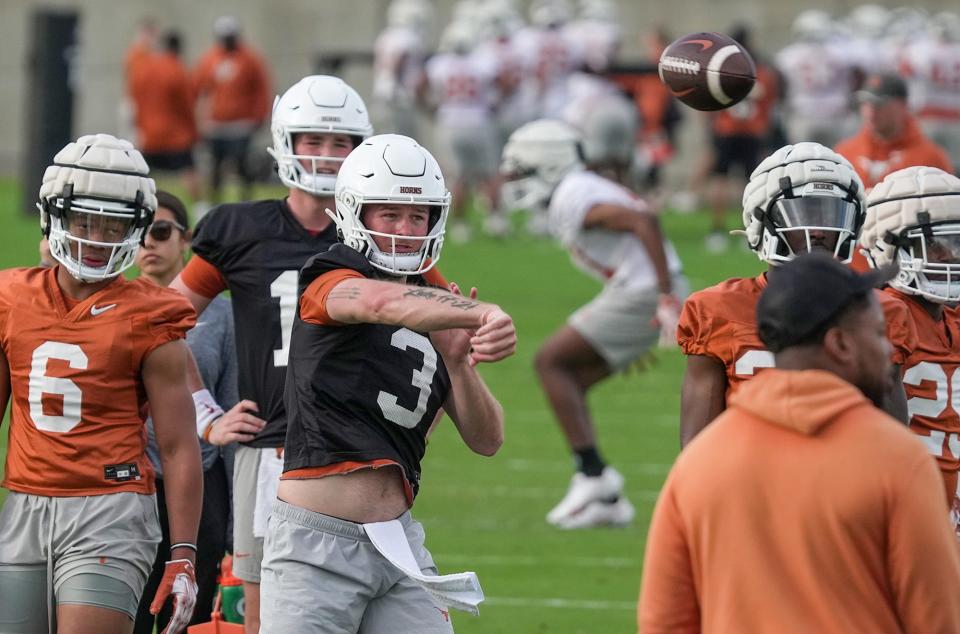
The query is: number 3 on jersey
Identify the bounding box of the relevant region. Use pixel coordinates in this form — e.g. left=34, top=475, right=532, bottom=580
left=377, top=329, right=437, bottom=429
left=28, top=341, right=87, bottom=433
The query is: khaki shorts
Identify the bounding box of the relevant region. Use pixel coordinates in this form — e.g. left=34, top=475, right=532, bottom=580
left=569, top=275, right=689, bottom=372
left=260, top=500, right=454, bottom=634
left=0, top=491, right=160, bottom=628
left=232, top=444, right=264, bottom=583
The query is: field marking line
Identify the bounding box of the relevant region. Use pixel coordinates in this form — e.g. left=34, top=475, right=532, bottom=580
left=483, top=596, right=636, bottom=611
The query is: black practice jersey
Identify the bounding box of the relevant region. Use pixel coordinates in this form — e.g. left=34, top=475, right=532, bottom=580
left=192, top=199, right=338, bottom=448
left=283, top=244, right=452, bottom=498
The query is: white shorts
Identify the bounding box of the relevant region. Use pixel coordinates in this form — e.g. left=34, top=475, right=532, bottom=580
left=260, top=500, right=454, bottom=634
left=232, top=444, right=264, bottom=583
left=0, top=491, right=160, bottom=626
left=569, top=275, right=689, bottom=372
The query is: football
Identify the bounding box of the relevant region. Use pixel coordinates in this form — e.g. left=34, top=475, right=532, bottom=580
left=658, top=32, right=757, bottom=111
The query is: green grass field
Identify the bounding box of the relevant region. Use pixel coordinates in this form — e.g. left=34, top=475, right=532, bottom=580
left=0, top=178, right=762, bottom=632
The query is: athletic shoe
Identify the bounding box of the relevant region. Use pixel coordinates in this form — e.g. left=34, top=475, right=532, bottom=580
left=483, top=214, right=511, bottom=238
left=546, top=466, right=624, bottom=526
left=553, top=497, right=635, bottom=529
left=704, top=231, right=729, bottom=254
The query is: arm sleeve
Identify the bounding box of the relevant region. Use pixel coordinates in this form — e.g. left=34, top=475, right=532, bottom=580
left=879, top=295, right=918, bottom=366
left=638, top=478, right=701, bottom=634
left=887, top=452, right=960, bottom=632
left=180, top=255, right=228, bottom=299
left=299, top=269, right=366, bottom=326
left=677, top=294, right=709, bottom=356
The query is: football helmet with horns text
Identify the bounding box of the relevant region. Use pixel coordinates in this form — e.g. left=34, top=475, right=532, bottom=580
left=267, top=75, right=373, bottom=196
left=861, top=166, right=960, bottom=303
left=741, top=142, right=865, bottom=266
left=38, top=133, right=156, bottom=283
left=330, top=134, right=450, bottom=276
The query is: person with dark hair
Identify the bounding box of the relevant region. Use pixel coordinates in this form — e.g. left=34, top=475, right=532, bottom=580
left=133, top=191, right=237, bottom=632
left=128, top=30, right=202, bottom=203
left=640, top=253, right=960, bottom=633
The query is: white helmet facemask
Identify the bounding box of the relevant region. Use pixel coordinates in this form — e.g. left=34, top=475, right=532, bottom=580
left=331, top=134, right=450, bottom=276
left=38, top=134, right=156, bottom=283
left=267, top=75, right=373, bottom=196
left=500, top=119, right=585, bottom=212
left=741, top=142, right=865, bottom=266
left=861, top=166, right=960, bottom=303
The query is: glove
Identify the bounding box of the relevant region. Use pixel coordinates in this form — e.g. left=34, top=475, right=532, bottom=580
left=150, top=559, right=198, bottom=634
left=653, top=294, right=682, bottom=348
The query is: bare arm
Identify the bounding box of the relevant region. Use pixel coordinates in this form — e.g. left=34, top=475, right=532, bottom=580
left=441, top=362, right=504, bottom=456
left=169, top=274, right=215, bottom=316
left=582, top=203, right=673, bottom=295
left=680, top=354, right=728, bottom=448
left=883, top=364, right=909, bottom=424
left=143, top=339, right=202, bottom=564
left=328, top=278, right=494, bottom=332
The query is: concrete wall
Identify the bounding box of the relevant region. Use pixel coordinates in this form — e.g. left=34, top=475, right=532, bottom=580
left=0, top=0, right=954, bottom=178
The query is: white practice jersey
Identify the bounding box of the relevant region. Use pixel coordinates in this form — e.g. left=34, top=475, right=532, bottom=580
left=373, top=26, right=427, bottom=103
left=901, top=39, right=960, bottom=118
left=425, top=52, right=498, bottom=127
left=549, top=170, right=682, bottom=291
left=561, top=72, right=619, bottom=127
left=776, top=41, right=855, bottom=118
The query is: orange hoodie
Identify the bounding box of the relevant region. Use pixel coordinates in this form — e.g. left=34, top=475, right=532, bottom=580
left=835, top=117, right=954, bottom=190
left=639, top=369, right=960, bottom=634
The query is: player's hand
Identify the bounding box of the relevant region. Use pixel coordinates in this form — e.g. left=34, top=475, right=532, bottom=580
left=150, top=559, right=197, bottom=634
left=430, top=282, right=478, bottom=364
left=653, top=293, right=682, bottom=348
left=208, top=400, right=265, bottom=445
left=471, top=305, right=517, bottom=365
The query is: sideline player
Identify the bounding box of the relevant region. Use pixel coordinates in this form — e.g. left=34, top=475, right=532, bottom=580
left=678, top=142, right=916, bottom=448
left=0, top=134, right=201, bottom=633
left=169, top=75, right=372, bottom=633
left=860, top=166, right=960, bottom=533
left=259, top=134, right=516, bottom=631
left=500, top=119, right=685, bottom=529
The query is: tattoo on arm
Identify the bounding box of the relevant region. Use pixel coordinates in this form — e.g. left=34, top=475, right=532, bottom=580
left=403, top=287, right=480, bottom=310
left=329, top=285, right=361, bottom=301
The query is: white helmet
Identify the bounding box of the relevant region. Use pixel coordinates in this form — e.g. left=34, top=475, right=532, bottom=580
left=861, top=166, right=960, bottom=303
left=38, top=134, right=156, bottom=283
left=530, top=0, right=572, bottom=28
left=267, top=75, right=373, bottom=196
left=331, top=134, right=450, bottom=276
left=388, top=0, right=432, bottom=33
left=792, top=10, right=833, bottom=41
left=579, top=0, right=617, bottom=23
left=438, top=21, right=476, bottom=55
left=741, top=142, right=865, bottom=266
left=500, top=119, right=584, bottom=211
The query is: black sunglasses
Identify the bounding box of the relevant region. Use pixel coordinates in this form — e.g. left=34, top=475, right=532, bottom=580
left=148, top=219, right=187, bottom=242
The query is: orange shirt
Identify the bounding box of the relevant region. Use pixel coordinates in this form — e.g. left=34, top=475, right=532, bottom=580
left=888, top=288, right=960, bottom=474
left=639, top=369, right=960, bottom=634
left=193, top=44, right=271, bottom=126
left=678, top=274, right=917, bottom=399
left=710, top=64, right=778, bottom=137
left=129, top=51, right=197, bottom=153
left=0, top=267, right=195, bottom=496
left=835, top=117, right=954, bottom=190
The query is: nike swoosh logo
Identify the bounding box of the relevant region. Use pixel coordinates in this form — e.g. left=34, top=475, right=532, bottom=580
left=684, top=39, right=715, bottom=51
left=90, top=303, right=117, bottom=316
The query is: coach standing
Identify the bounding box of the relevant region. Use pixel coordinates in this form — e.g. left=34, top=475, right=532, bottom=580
left=638, top=253, right=960, bottom=633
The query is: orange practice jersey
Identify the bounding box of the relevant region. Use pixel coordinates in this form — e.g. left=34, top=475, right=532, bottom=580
left=679, top=274, right=917, bottom=400
left=0, top=267, right=195, bottom=496
left=889, top=288, right=960, bottom=475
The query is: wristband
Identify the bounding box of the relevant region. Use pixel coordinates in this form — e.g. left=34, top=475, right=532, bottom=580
left=170, top=542, right=198, bottom=554
left=193, top=389, right=225, bottom=440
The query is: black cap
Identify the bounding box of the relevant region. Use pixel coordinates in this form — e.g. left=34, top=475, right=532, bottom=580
left=856, top=73, right=908, bottom=103
left=757, top=253, right=897, bottom=352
